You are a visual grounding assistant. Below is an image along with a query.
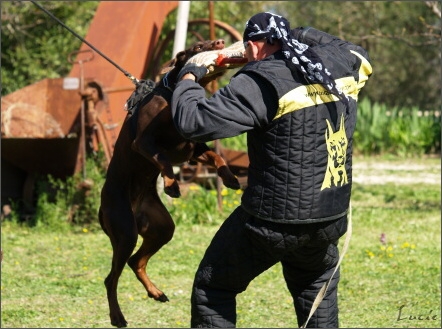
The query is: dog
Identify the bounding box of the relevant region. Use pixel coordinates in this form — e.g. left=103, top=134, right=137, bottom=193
left=98, top=39, right=241, bottom=328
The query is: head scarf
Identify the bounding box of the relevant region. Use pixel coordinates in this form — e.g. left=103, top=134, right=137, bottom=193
left=243, top=12, right=348, bottom=105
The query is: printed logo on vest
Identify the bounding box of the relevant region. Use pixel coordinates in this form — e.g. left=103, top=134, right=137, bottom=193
left=321, top=114, right=348, bottom=190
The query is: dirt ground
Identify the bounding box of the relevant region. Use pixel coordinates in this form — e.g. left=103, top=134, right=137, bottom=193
left=352, top=155, right=440, bottom=185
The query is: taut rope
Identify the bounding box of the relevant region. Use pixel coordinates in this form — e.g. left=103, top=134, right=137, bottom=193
left=300, top=201, right=353, bottom=328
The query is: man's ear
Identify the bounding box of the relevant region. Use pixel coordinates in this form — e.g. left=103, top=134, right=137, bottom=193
left=251, top=42, right=261, bottom=61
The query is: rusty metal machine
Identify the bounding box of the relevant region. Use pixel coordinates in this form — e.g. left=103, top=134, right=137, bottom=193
left=1, top=1, right=249, bottom=211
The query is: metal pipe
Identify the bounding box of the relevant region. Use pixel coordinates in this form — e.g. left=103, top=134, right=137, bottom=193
left=172, top=1, right=191, bottom=58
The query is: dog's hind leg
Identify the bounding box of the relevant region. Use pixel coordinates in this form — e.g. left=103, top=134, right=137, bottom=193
left=127, top=190, right=175, bottom=302
left=100, top=197, right=138, bottom=328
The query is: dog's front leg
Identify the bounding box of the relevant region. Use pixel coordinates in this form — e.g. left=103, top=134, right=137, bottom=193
left=131, top=140, right=181, bottom=198
left=192, top=144, right=240, bottom=190
left=154, top=153, right=181, bottom=198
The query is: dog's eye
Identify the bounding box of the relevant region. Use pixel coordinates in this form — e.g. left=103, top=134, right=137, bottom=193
left=194, top=45, right=202, bottom=51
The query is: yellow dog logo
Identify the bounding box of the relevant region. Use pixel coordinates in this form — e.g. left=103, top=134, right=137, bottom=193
left=321, top=114, right=348, bottom=190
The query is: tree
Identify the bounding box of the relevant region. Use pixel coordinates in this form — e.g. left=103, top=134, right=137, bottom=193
left=255, top=1, right=441, bottom=112
left=1, top=1, right=441, bottom=112
left=1, top=1, right=99, bottom=96
left=137, top=1, right=442, bottom=112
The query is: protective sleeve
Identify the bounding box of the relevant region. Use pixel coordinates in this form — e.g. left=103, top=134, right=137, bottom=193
left=171, top=71, right=277, bottom=143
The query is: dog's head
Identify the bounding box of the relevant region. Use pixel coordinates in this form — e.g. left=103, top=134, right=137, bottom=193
left=160, top=39, right=225, bottom=75
left=185, top=40, right=247, bottom=86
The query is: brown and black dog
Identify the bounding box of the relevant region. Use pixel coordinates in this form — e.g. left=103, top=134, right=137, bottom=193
left=98, top=39, right=240, bottom=328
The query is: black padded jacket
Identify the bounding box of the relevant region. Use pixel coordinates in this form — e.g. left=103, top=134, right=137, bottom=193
left=171, top=27, right=372, bottom=224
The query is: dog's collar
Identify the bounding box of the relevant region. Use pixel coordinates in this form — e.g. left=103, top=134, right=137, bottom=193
left=162, top=72, right=175, bottom=93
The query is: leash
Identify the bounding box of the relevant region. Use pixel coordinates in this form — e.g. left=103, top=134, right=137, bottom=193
left=30, top=0, right=139, bottom=86
left=300, top=201, right=353, bottom=328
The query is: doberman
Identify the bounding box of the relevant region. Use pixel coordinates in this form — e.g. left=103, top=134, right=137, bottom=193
left=99, top=39, right=240, bottom=328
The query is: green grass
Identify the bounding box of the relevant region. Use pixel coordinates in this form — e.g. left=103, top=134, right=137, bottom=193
left=1, top=158, right=441, bottom=328
left=339, top=182, right=441, bottom=328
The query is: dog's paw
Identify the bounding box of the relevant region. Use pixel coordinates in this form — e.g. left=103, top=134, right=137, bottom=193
left=110, top=315, right=128, bottom=328
left=164, top=182, right=181, bottom=198
left=223, top=177, right=241, bottom=190
left=156, top=294, right=170, bottom=303
left=148, top=291, right=170, bottom=303
left=218, top=166, right=241, bottom=190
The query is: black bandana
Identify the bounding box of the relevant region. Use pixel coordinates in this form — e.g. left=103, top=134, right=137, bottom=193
left=243, top=12, right=348, bottom=105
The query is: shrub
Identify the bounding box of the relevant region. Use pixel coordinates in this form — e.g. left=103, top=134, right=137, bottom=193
left=354, top=98, right=441, bottom=156
left=30, top=153, right=106, bottom=230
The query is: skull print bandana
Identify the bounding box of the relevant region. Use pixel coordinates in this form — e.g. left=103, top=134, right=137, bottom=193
left=243, top=12, right=348, bottom=105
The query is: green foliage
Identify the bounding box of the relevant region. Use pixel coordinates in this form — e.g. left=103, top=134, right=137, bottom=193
left=354, top=98, right=392, bottom=154
left=2, top=1, right=440, bottom=112
left=1, top=1, right=99, bottom=96
left=219, top=134, right=248, bottom=152
left=162, top=184, right=243, bottom=226
left=387, top=107, right=441, bottom=156
left=354, top=98, right=441, bottom=156
left=269, top=1, right=441, bottom=112
left=28, top=153, right=106, bottom=230
left=33, top=179, right=71, bottom=232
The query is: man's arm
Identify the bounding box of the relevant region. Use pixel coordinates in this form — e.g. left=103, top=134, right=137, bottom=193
left=171, top=72, right=274, bottom=143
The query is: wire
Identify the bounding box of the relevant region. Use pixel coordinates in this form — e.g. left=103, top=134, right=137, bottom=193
left=30, top=0, right=139, bottom=85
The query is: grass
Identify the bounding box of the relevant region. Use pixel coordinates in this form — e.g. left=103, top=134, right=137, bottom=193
left=1, top=157, right=441, bottom=328
left=339, top=182, right=441, bottom=328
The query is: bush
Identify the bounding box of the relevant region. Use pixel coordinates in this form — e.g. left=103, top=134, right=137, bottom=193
left=28, top=153, right=106, bottom=230
left=354, top=98, right=441, bottom=156
left=162, top=183, right=243, bottom=226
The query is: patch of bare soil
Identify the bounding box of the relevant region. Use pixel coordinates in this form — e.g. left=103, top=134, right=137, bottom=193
left=352, top=156, right=441, bottom=185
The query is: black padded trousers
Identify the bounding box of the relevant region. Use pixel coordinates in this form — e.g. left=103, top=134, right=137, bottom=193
left=190, top=206, right=348, bottom=328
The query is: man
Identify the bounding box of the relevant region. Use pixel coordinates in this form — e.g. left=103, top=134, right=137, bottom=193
left=171, top=12, right=372, bottom=328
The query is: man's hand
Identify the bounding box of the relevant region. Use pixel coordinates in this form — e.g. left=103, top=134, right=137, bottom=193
left=177, top=63, right=209, bottom=82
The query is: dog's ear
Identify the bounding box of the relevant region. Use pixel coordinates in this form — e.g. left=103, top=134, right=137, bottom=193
left=174, top=50, right=188, bottom=66
left=159, top=50, right=187, bottom=75
left=160, top=60, right=175, bottom=75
